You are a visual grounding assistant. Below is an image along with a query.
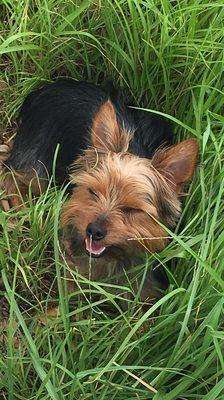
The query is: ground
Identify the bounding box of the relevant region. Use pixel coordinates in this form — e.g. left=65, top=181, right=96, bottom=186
left=0, top=1, right=223, bottom=399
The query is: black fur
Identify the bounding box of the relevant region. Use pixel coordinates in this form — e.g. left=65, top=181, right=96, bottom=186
left=6, top=79, right=173, bottom=185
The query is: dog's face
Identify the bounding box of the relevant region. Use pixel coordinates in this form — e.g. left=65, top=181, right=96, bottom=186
left=61, top=101, right=198, bottom=259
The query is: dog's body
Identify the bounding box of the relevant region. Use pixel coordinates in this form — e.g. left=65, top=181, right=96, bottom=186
left=2, top=79, right=198, bottom=307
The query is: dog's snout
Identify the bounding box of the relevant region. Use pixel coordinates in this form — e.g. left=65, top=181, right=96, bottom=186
left=86, top=223, right=107, bottom=241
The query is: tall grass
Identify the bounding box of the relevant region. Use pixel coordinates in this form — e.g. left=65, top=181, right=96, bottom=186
left=0, top=1, right=223, bottom=399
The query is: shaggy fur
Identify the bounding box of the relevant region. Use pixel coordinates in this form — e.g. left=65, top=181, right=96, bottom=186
left=1, top=79, right=198, bottom=307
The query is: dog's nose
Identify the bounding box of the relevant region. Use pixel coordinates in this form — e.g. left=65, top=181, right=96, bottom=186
left=86, top=223, right=107, bottom=241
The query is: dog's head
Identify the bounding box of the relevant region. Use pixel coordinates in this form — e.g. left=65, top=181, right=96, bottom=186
left=61, top=100, right=198, bottom=260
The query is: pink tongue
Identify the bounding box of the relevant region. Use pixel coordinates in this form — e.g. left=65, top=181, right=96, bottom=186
left=85, top=238, right=106, bottom=255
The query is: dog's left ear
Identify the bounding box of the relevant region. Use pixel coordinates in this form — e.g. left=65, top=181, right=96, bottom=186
left=152, top=138, right=198, bottom=193
left=91, top=100, right=129, bottom=152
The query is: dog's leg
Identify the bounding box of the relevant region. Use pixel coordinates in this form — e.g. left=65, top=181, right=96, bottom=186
left=0, top=150, right=44, bottom=212
left=0, top=143, right=17, bottom=211
left=0, top=172, right=25, bottom=211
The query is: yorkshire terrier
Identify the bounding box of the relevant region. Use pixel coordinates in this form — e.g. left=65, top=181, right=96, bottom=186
left=1, top=79, right=198, bottom=307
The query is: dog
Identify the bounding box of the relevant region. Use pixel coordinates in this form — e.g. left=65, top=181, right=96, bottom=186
left=1, top=79, right=198, bottom=308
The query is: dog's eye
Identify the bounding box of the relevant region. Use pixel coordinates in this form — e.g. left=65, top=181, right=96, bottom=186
left=123, top=207, right=138, bottom=213
left=88, top=188, right=99, bottom=197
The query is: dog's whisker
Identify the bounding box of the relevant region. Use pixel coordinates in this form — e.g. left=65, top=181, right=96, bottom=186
left=127, top=235, right=193, bottom=241
left=127, top=236, right=173, bottom=241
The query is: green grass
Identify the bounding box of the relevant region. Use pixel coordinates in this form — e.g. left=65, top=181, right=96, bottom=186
left=0, top=0, right=224, bottom=399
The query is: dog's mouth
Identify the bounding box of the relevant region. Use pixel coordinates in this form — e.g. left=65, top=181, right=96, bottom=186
left=85, top=238, right=106, bottom=257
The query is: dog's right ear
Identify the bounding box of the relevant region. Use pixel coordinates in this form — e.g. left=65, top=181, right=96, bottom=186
left=91, top=100, right=129, bottom=153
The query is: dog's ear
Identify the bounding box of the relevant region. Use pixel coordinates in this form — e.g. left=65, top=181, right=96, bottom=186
left=91, top=100, right=129, bottom=152
left=152, top=138, right=198, bottom=193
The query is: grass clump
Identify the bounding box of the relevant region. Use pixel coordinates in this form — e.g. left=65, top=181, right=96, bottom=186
left=0, top=1, right=224, bottom=399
